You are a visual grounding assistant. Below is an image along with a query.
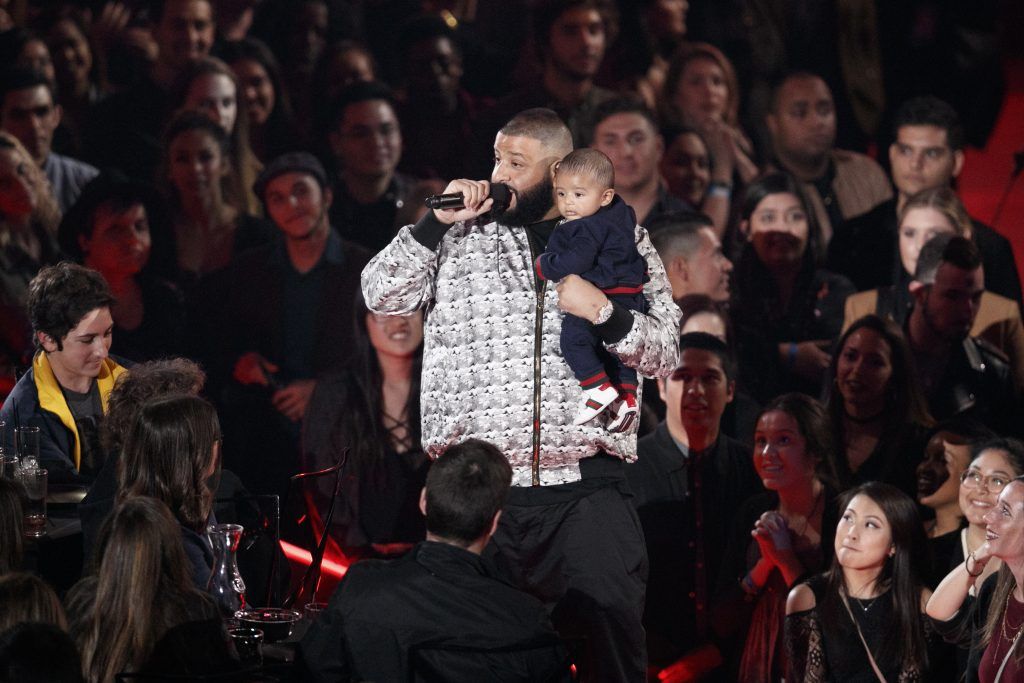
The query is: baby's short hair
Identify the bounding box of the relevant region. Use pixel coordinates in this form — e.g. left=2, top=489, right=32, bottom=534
left=555, top=149, right=615, bottom=189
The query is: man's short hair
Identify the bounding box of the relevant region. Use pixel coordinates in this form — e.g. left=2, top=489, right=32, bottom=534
left=397, top=13, right=461, bottom=63
left=499, top=108, right=573, bottom=157
left=28, top=262, right=114, bottom=351
left=892, top=96, right=964, bottom=151
left=150, top=0, right=213, bottom=25
left=648, top=211, right=714, bottom=260
left=914, top=234, right=981, bottom=284
left=0, top=67, right=53, bottom=110
left=587, top=94, right=658, bottom=146
left=767, top=69, right=829, bottom=113
left=531, top=0, right=618, bottom=61
left=426, top=439, right=512, bottom=546
left=325, top=80, right=396, bottom=132
left=678, top=331, right=737, bottom=382
left=555, top=148, right=614, bottom=188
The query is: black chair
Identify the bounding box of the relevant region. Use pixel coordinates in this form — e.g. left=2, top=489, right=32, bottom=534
left=282, top=449, right=348, bottom=608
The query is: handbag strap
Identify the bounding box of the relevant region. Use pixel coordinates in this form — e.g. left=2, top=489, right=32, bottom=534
left=839, top=591, right=888, bottom=683
left=995, top=626, right=1024, bottom=682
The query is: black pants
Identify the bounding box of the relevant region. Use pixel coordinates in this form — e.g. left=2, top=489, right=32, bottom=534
left=485, top=465, right=648, bottom=683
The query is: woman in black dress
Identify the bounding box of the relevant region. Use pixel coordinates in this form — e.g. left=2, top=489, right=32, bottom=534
left=785, top=481, right=941, bottom=682
left=301, top=296, right=427, bottom=558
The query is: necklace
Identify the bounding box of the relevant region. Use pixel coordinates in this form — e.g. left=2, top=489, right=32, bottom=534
left=852, top=596, right=878, bottom=613
left=1001, top=592, right=1024, bottom=643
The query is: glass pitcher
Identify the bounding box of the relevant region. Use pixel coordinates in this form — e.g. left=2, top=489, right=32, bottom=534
left=206, top=523, right=247, bottom=617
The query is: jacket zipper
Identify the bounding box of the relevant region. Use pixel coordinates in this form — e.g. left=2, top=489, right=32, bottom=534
left=527, top=233, right=545, bottom=486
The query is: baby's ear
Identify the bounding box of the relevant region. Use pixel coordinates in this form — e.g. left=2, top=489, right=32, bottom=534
left=601, top=189, right=615, bottom=206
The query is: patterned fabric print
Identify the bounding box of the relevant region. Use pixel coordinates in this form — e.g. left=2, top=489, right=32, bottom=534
left=362, top=220, right=680, bottom=485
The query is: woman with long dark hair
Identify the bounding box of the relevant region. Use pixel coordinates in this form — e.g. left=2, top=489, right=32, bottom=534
left=730, top=172, right=854, bottom=403
left=785, top=482, right=938, bottom=681
left=0, top=479, right=24, bottom=575
left=302, top=295, right=427, bottom=557
left=714, top=393, right=839, bottom=682
left=117, top=394, right=222, bottom=588
left=824, top=314, right=933, bottom=498
left=928, top=446, right=1024, bottom=683
left=66, top=496, right=236, bottom=683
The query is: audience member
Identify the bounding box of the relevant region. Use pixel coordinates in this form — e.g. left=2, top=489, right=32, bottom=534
left=935, top=440, right=1024, bottom=597
left=662, top=42, right=759, bottom=186
left=324, top=81, right=439, bottom=253
left=117, top=394, right=221, bottom=588
left=730, top=172, right=854, bottom=402
left=79, top=358, right=204, bottom=558
left=84, top=0, right=216, bottom=180
left=602, top=0, right=688, bottom=108
left=647, top=210, right=732, bottom=303
left=38, top=11, right=99, bottom=158
left=917, top=424, right=976, bottom=542
left=394, top=15, right=489, bottom=182
left=0, top=479, right=23, bottom=574
left=714, top=393, right=839, bottom=683
left=0, top=68, right=98, bottom=213
left=299, top=438, right=571, bottom=682
left=627, top=332, right=762, bottom=677
left=829, top=96, right=1022, bottom=304
left=1, top=262, right=124, bottom=483
left=843, top=187, right=1024, bottom=391
left=927, top=466, right=1024, bottom=683
left=0, top=131, right=61, bottom=380
left=588, top=95, right=688, bottom=226
left=824, top=314, right=933, bottom=498
left=470, top=0, right=617, bottom=176
left=0, top=572, right=67, bottom=634
left=58, top=173, right=184, bottom=362
left=765, top=71, right=892, bottom=246
left=157, top=110, right=273, bottom=288
left=905, top=235, right=1017, bottom=432
left=198, top=152, right=369, bottom=502
left=175, top=56, right=262, bottom=215
left=785, top=482, right=939, bottom=681
left=66, top=496, right=237, bottom=683
left=302, top=295, right=427, bottom=557
left=219, top=37, right=297, bottom=163
left=0, top=28, right=54, bottom=86
left=0, top=622, right=83, bottom=683
left=659, top=125, right=733, bottom=236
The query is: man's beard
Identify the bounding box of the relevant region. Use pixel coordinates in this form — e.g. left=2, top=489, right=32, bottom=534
left=921, top=290, right=971, bottom=343
left=493, top=175, right=554, bottom=227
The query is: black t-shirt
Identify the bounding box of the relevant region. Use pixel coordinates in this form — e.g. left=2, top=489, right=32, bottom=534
left=61, top=381, right=104, bottom=478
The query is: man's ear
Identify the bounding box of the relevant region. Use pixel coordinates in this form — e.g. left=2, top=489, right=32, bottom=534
left=322, top=185, right=333, bottom=210
left=765, top=111, right=779, bottom=139
left=37, top=331, right=58, bottom=353
left=600, top=188, right=615, bottom=206
left=550, top=160, right=560, bottom=181
left=726, top=379, right=736, bottom=404
left=53, top=102, right=63, bottom=127
left=951, top=149, right=965, bottom=179
left=657, top=377, right=667, bottom=402
left=488, top=509, right=502, bottom=539
left=418, top=487, right=427, bottom=517
left=672, top=255, right=691, bottom=283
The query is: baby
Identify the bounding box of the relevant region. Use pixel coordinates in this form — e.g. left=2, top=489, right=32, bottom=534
left=535, top=149, right=647, bottom=431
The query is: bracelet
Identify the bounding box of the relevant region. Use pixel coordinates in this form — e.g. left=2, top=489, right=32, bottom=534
left=787, top=342, right=798, bottom=369
left=966, top=552, right=983, bottom=578
left=593, top=300, right=614, bottom=325
left=707, top=180, right=732, bottom=199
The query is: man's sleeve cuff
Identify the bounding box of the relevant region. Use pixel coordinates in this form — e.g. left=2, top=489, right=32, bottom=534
left=410, top=211, right=450, bottom=250
left=595, top=302, right=633, bottom=344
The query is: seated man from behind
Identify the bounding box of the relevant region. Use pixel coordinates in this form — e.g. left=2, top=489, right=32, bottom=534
left=0, top=262, right=125, bottom=484
left=299, top=438, right=570, bottom=683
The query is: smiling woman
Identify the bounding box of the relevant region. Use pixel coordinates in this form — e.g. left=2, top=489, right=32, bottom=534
left=928, top=440, right=1024, bottom=683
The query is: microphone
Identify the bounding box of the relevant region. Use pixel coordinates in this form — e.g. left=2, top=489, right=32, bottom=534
left=424, top=183, right=512, bottom=213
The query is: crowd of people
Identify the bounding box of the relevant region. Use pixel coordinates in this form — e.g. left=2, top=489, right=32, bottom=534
left=0, top=0, right=1020, bottom=681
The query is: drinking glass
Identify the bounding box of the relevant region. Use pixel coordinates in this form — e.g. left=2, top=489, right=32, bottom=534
left=17, top=426, right=40, bottom=469
left=228, top=627, right=264, bottom=667
left=304, top=602, right=327, bottom=622
left=19, top=467, right=47, bottom=537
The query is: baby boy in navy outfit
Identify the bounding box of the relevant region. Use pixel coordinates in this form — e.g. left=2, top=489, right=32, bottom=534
left=535, top=149, right=647, bottom=431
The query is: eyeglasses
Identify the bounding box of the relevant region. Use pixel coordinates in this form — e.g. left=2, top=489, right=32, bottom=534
left=960, top=470, right=1010, bottom=493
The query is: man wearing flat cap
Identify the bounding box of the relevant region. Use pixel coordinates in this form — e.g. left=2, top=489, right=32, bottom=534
left=194, top=152, right=371, bottom=502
